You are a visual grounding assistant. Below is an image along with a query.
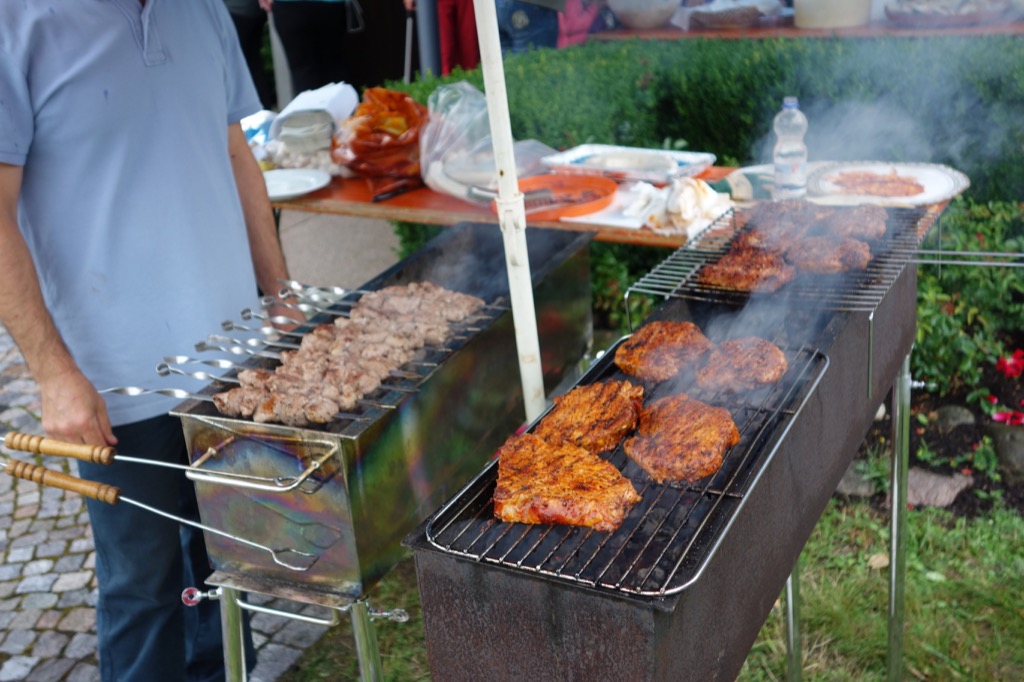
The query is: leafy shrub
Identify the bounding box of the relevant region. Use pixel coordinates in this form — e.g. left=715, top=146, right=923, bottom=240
left=913, top=199, right=1024, bottom=395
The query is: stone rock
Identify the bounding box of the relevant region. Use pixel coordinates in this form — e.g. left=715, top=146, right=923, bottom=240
left=985, top=424, right=1024, bottom=487
left=836, top=460, right=877, bottom=498
left=907, top=467, right=973, bottom=508
left=934, top=404, right=975, bottom=433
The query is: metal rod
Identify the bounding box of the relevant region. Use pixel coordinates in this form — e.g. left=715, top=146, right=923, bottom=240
left=888, top=353, right=911, bottom=681
left=219, top=587, right=248, bottom=682
left=350, top=600, right=385, bottom=682
left=784, top=561, right=803, bottom=682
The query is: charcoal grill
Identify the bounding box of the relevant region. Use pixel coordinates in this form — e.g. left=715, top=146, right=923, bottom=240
left=404, top=204, right=938, bottom=680
left=163, top=223, right=594, bottom=677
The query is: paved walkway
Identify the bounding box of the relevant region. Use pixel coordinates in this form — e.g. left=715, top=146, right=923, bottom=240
left=0, top=211, right=399, bottom=681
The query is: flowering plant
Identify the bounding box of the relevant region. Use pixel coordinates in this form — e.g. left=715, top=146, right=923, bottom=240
left=995, top=349, right=1024, bottom=380
left=977, top=349, right=1024, bottom=425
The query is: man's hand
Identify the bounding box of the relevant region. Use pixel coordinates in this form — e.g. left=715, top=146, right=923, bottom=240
left=38, top=367, right=116, bottom=447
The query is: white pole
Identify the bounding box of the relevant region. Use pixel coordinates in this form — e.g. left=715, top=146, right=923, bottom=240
left=471, top=0, right=546, bottom=422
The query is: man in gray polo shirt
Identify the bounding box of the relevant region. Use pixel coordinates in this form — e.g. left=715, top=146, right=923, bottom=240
left=0, top=1, right=298, bottom=679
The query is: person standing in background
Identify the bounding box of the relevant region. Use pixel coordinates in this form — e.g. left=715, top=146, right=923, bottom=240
left=404, top=0, right=481, bottom=75
left=0, top=1, right=298, bottom=679
left=226, top=0, right=276, bottom=109
left=260, top=0, right=359, bottom=94
left=496, top=0, right=566, bottom=54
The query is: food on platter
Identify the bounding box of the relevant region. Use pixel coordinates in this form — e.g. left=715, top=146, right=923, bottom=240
left=784, top=236, right=872, bottom=274
left=614, top=320, right=714, bottom=383
left=532, top=380, right=645, bottom=454
left=811, top=204, right=889, bottom=241
left=623, top=395, right=740, bottom=484
left=695, top=337, right=788, bottom=393
left=212, top=282, right=484, bottom=426
left=696, top=247, right=797, bottom=293
left=827, top=169, right=925, bottom=197
left=493, top=433, right=642, bottom=532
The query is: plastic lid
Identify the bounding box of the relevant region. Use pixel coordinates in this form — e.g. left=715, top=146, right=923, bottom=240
left=783, top=96, right=799, bottom=109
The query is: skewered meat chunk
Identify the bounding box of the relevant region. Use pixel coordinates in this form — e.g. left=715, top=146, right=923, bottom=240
left=212, top=386, right=266, bottom=418
left=784, top=236, right=871, bottom=274
left=493, top=433, right=642, bottom=532
left=697, top=247, right=797, bottom=293
left=531, top=380, right=644, bottom=454
left=614, top=320, right=714, bottom=383
left=623, top=395, right=740, bottom=484
left=696, top=337, right=788, bottom=393
left=812, top=204, right=888, bottom=241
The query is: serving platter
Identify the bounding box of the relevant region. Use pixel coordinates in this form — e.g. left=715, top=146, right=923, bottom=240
left=884, top=0, right=1009, bottom=27
left=541, top=144, right=716, bottom=185
left=807, top=161, right=970, bottom=206
left=264, top=168, right=332, bottom=202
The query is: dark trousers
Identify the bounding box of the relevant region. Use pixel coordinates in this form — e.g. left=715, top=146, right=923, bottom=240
left=80, top=415, right=253, bottom=682
left=228, top=9, right=276, bottom=110
left=272, top=1, right=351, bottom=95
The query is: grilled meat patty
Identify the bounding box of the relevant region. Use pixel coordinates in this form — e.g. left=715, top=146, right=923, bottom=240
left=696, top=337, right=788, bottom=393
left=697, top=246, right=797, bottom=293
left=614, top=320, right=714, bottom=383
left=493, top=433, right=642, bottom=532
left=784, top=236, right=871, bottom=274
left=623, top=395, right=740, bottom=484
left=532, top=380, right=644, bottom=454
left=811, top=204, right=888, bottom=241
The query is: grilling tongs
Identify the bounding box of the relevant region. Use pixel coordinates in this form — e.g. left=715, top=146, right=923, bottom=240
left=0, top=432, right=320, bottom=571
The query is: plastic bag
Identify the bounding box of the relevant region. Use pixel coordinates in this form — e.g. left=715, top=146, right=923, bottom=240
left=332, top=87, right=428, bottom=196
left=419, top=81, right=556, bottom=203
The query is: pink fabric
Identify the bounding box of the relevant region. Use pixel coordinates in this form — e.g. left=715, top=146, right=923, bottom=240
left=558, top=0, right=600, bottom=48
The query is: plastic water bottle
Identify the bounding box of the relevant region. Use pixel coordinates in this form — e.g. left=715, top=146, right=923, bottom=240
left=772, top=96, right=808, bottom=200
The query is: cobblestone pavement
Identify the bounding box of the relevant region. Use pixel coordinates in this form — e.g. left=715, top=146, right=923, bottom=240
left=0, top=325, right=331, bottom=681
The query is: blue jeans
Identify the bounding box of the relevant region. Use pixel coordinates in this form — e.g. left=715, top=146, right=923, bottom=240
left=80, top=415, right=253, bottom=682
left=495, top=0, right=560, bottom=54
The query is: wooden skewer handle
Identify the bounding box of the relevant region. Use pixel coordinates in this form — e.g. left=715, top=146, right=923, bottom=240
left=3, top=432, right=115, bottom=465
left=4, top=459, right=120, bottom=505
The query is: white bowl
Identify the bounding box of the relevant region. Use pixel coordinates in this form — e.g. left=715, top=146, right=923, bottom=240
left=608, top=0, right=680, bottom=29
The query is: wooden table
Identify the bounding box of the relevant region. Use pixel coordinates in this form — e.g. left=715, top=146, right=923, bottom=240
left=272, top=167, right=735, bottom=249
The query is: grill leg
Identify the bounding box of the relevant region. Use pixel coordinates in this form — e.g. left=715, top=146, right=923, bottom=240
left=887, top=354, right=911, bottom=681
left=220, top=587, right=248, bottom=682
left=784, top=561, right=803, bottom=682
left=350, top=600, right=385, bottom=682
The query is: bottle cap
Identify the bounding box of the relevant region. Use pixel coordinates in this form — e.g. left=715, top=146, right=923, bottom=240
left=783, top=96, right=799, bottom=108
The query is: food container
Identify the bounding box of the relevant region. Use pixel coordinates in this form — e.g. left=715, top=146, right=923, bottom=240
left=794, top=0, right=871, bottom=28
left=541, top=144, right=716, bottom=186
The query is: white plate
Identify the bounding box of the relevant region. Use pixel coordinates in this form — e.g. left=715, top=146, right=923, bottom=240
left=264, top=168, right=331, bottom=201
left=541, top=144, right=716, bottom=185
left=807, top=161, right=969, bottom=206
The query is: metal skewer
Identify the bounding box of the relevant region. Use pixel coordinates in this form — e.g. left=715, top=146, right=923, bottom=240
left=0, top=450, right=318, bottom=571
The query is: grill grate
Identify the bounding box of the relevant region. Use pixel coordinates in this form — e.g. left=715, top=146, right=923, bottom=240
left=424, top=337, right=828, bottom=598
left=625, top=206, right=936, bottom=325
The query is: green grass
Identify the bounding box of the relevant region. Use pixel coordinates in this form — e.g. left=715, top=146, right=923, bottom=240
left=280, top=500, right=1024, bottom=681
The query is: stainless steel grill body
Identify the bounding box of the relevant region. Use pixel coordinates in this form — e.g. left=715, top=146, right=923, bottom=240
left=404, top=208, right=924, bottom=680
left=172, top=223, right=593, bottom=607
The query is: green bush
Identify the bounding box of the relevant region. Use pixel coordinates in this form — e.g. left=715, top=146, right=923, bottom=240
left=913, top=199, right=1024, bottom=395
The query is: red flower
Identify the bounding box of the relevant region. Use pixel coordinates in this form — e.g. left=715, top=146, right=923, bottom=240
left=986, top=394, right=999, bottom=405
left=993, top=410, right=1024, bottom=426
left=995, top=349, right=1024, bottom=379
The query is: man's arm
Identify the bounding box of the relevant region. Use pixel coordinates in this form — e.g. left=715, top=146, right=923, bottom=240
left=0, top=163, right=115, bottom=445
left=226, top=124, right=300, bottom=323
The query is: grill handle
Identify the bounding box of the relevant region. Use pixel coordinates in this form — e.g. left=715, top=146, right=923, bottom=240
left=4, top=432, right=115, bottom=466
left=3, top=459, right=120, bottom=504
